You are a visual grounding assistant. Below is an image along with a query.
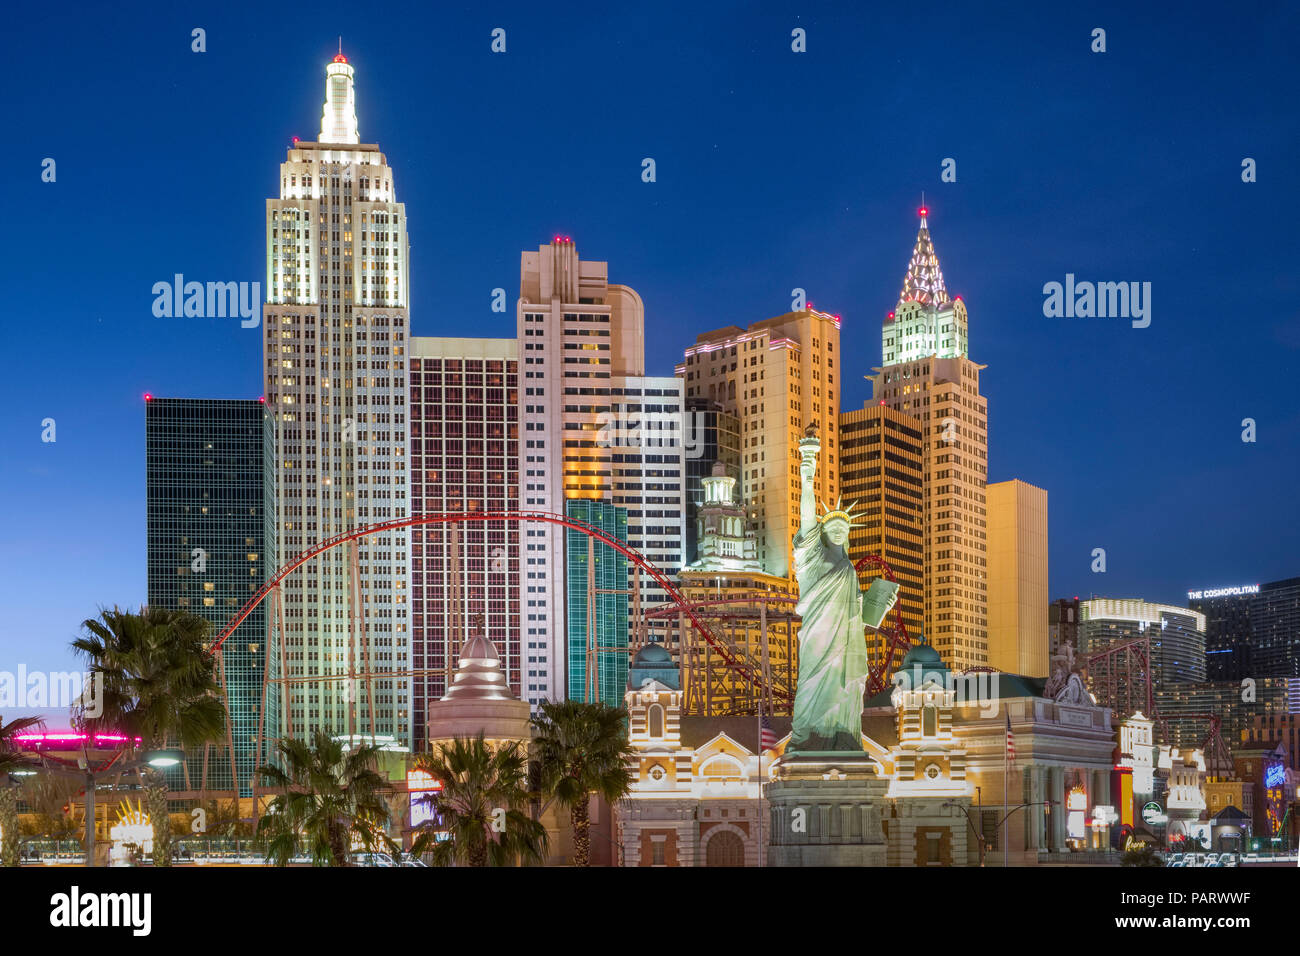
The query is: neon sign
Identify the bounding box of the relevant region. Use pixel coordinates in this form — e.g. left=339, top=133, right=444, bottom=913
left=1265, top=764, right=1286, bottom=788
left=1187, top=585, right=1259, bottom=600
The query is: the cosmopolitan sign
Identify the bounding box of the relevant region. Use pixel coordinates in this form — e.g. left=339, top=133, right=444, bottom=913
left=1187, top=585, right=1260, bottom=600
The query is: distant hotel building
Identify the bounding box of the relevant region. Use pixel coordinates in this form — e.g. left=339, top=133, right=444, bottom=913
left=145, top=397, right=280, bottom=796
left=679, top=309, right=842, bottom=580
left=1189, top=578, right=1300, bottom=680
left=407, top=337, right=519, bottom=750
left=838, top=402, right=924, bottom=666
left=262, top=53, right=412, bottom=744
left=986, top=479, right=1049, bottom=677
left=1079, top=599, right=1207, bottom=690
left=869, top=208, right=990, bottom=670
left=517, top=238, right=685, bottom=708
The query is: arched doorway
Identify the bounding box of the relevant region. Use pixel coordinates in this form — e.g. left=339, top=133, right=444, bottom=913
left=705, top=829, right=745, bottom=866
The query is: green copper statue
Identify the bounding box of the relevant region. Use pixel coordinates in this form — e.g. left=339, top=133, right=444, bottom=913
left=788, top=424, right=884, bottom=754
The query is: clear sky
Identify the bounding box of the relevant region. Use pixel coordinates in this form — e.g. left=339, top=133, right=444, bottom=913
left=2, top=0, right=1297, bottom=690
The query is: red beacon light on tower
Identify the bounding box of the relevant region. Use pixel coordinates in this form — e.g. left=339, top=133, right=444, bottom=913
left=919, top=205, right=929, bottom=218
left=143, top=392, right=153, bottom=402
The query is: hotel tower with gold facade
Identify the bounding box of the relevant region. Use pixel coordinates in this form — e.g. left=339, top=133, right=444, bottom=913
left=263, top=53, right=412, bottom=744
left=870, top=208, right=989, bottom=670
left=678, top=309, right=842, bottom=580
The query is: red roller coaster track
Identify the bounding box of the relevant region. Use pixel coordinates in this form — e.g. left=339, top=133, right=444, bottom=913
left=209, top=511, right=914, bottom=707
left=208, top=510, right=784, bottom=701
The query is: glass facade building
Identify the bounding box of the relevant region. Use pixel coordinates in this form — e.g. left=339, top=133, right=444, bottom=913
left=565, top=499, right=629, bottom=709
left=1190, top=578, right=1300, bottom=680
left=145, top=397, right=279, bottom=797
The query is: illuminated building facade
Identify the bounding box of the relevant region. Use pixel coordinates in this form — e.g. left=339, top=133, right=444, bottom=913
left=1079, top=599, right=1207, bottom=690
left=407, top=337, right=520, bottom=750
left=1189, top=578, right=1300, bottom=680
left=518, top=239, right=685, bottom=707
left=838, top=402, right=924, bottom=665
left=617, top=643, right=972, bottom=866
left=145, top=397, right=280, bottom=797
left=986, top=479, right=1049, bottom=677
left=263, top=53, right=411, bottom=744
left=870, top=209, right=989, bottom=671
left=678, top=308, right=842, bottom=580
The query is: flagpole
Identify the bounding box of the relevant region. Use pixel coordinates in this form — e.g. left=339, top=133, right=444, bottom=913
left=1003, top=716, right=1009, bottom=869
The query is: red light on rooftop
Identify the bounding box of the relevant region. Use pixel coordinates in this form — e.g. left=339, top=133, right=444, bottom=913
left=333, top=54, right=348, bottom=63
left=887, top=311, right=895, bottom=319
left=292, top=136, right=299, bottom=144
left=258, top=396, right=266, bottom=404
left=143, top=392, right=153, bottom=401
left=919, top=206, right=929, bottom=217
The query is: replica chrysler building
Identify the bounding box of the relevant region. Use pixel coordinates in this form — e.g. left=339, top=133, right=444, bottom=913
left=262, top=52, right=412, bottom=745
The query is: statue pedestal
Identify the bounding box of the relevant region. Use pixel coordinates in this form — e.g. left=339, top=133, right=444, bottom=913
left=766, top=752, right=889, bottom=867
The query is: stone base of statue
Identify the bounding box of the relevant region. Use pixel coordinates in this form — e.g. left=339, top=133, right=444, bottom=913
left=766, top=750, right=889, bottom=867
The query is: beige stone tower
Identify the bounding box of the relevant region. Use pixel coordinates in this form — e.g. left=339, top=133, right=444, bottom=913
left=871, top=207, right=989, bottom=671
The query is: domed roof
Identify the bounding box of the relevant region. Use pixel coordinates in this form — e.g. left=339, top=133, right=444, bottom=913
left=442, top=632, right=515, bottom=702
left=634, top=642, right=672, bottom=665
left=901, top=643, right=942, bottom=668
left=630, top=641, right=679, bottom=691
left=893, top=641, right=949, bottom=691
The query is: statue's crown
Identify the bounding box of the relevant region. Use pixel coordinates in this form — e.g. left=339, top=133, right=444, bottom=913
left=818, top=496, right=859, bottom=526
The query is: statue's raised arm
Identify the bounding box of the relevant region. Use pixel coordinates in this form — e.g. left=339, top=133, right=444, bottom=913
left=798, top=423, right=820, bottom=535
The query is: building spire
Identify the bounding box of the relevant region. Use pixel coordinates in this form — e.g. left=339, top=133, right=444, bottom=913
left=898, top=202, right=950, bottom=309
left=320, top=45, right=359, bottom=144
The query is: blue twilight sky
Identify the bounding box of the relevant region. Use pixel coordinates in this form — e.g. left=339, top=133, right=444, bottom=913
left=2, top=0, right=1297, bottom=686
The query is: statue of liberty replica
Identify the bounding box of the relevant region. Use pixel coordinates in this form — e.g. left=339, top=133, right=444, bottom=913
left=788, top=423, right=897, bottom=754
left=767, top=423, right=898, bottom=865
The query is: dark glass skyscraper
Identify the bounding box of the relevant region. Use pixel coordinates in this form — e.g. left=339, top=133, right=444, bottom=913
left=1189, top=578, right=1300, bottom=680
left=146, top=397, right=279, bottom=798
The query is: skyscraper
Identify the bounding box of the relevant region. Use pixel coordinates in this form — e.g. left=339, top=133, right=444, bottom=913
left=565, top=499, right=630, bottom=708
left=517, top=238, right=685, bottom=708
left=263, top=52, right=411, bottom=744
left=871, top=208, right=989, bottom=670
left=838, top=401, right=924, bottom=665
left=145, top=397, right=280, bottom=797
left=1079, top=598, right=1207, bottom=688
left=986, top=479, right=1049, bottom=677
left=407, top=337, right=520, bottom=750
left=677, top=308, right=842, bottom=579
left=1189, top=578, right=1300, bottom=680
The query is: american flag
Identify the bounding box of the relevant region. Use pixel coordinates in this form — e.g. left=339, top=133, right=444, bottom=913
left=1005, top=713, right=1016, bottom=765
left=760, top=715, right=779, bottom=752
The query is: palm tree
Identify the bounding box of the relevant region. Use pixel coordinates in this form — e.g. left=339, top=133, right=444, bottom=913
left=531, top=700, right=634, bottom=866
left=71, top=605, right=228, bottom=867
left=409, top=735, right=548, bottom=867
left=1, top=714, right=44, bottom=867
left=19, top=771, right=83, bottom=842
left=255, top=731, right=391, bottom=866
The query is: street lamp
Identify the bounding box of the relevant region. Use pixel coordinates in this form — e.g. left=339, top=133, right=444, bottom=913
left=144, top=749, right=185, bottom=769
